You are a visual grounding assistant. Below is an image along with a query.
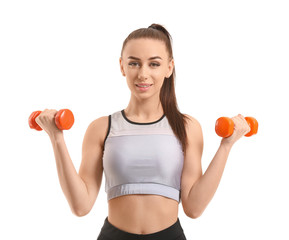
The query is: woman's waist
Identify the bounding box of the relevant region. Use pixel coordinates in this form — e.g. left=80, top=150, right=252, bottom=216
left=107, top=194, right=179, bottom=234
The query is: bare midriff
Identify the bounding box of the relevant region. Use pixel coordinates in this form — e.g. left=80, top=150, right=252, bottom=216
left=107, top=194, right=179, bottom=234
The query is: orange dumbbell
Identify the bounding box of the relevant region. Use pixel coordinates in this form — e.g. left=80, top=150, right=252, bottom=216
left=215, top=116, right=258, bottom=138
left=28, top=109, right=74, bottom=131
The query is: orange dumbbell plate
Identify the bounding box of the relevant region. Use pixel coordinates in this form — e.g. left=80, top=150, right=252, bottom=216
left=215, top=117, right=234, bottom=138
left=55, top=109, right=74, bottom=130
left=28, top=111, right=42, bottom=131
left=244, top=117, right=258, bottom=137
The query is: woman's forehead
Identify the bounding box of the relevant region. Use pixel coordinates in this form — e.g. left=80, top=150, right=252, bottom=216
left=123, top=38, right=168, bottom=59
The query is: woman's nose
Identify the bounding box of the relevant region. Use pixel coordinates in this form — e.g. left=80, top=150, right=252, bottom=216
left=138, top=66, right=149, bottom=80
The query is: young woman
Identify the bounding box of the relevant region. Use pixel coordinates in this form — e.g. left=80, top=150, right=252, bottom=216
left=35, top=23, right=251, bottom=240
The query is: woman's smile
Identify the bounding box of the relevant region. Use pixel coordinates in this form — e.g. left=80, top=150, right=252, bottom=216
left=135, top=83, right=153, bottom=91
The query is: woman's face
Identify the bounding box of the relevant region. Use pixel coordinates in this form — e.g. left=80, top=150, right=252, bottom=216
left=120, top=38, right=174, bottom=101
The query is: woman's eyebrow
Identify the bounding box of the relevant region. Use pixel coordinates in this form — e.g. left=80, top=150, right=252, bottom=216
left=127, top=56, right=163, bottom=60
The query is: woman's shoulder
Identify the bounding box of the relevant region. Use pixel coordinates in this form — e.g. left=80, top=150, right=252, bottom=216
left=88, top=115, right=109, bottom=128
left=95, top=115, right=110, bottom=123
left=183, top=113, right=201, bottom=126
left=182, top=113, right=203, bottom=136
left=85, top=115, right=110, bottom=144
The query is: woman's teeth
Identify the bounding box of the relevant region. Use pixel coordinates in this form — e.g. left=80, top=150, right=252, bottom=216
left=136, top=84, right=152, bottom=87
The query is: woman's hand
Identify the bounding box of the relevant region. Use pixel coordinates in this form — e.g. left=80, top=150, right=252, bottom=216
left=220, top=114, right=251, bottom=147
left=35, top=109, right=63, bottom=137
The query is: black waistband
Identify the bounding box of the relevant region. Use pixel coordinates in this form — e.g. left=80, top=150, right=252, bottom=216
left=99, top=216, right=184, bottom=240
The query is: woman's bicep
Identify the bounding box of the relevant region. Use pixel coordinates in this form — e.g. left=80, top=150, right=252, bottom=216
left=78, top=116, right=109, bottom=207
left=181, top=115, right=204, bottom=216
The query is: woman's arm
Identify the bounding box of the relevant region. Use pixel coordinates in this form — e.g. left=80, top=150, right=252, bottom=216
left=181, top=114, right=250, bottom=218
left=35, top=109, right=108, bottom=216
left=48, top=116, right=108, bottom=216
left=186, top=142, right=232, bottom=218
left=49, top=132, right=90, bottom=216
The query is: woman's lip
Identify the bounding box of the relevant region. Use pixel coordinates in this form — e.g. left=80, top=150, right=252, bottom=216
left=135, top=84, right=152, bottom=91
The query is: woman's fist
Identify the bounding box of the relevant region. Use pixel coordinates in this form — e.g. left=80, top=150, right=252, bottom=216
left=220, top=114, right=251, bottom=146
left=35, top=109, right=63, bottom=137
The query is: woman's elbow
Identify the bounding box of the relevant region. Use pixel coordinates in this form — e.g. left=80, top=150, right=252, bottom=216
left=186, top=209, right=203, bottom=219
left=71, top=205, right=91, bottom=217
left=73, top=209, right=90, bottom=217
left=189, top=211, right=202, bottom=219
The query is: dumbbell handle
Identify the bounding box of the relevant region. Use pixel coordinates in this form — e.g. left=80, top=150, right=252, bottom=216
left=28, top=109, right=74, bottom=131
left=215, top=116, right=258, bottom=138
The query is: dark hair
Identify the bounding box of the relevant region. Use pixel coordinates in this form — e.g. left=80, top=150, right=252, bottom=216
left=120, top=23, right=190, bottom=153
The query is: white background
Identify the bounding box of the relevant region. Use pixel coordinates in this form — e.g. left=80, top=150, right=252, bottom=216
left=1, top=0, right=288, bottom=239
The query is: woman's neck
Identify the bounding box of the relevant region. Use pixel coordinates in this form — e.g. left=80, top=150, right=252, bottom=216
left=124, top=95, right=164, bottom=122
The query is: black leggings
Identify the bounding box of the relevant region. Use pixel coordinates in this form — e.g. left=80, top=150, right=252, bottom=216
left=97, top=217, right=187, bottom=240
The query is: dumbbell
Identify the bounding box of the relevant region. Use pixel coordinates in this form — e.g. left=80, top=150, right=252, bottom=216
left=215, top=116, right=258, bottom=138
left=28, top=109, right=74, bottom=131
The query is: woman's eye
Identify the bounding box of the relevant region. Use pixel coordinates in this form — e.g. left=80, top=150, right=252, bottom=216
left=128, top=62, right=139, bottom=66
left=151, top=63, right=160, bottom=67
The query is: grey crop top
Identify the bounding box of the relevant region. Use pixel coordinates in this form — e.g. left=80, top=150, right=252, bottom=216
left=102, top=110, right=184, bottom=203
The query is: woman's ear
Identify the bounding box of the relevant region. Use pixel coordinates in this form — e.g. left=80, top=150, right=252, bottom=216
left=166, top=58, right=174, bottom=78
left=119, top=57, right=126, bottom=77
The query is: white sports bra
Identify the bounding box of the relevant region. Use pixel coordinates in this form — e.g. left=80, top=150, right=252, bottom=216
left=102, top=110, right=184, bottom=203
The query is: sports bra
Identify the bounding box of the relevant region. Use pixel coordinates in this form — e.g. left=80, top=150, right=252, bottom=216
left=102, top=110, right=184, bottom=204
